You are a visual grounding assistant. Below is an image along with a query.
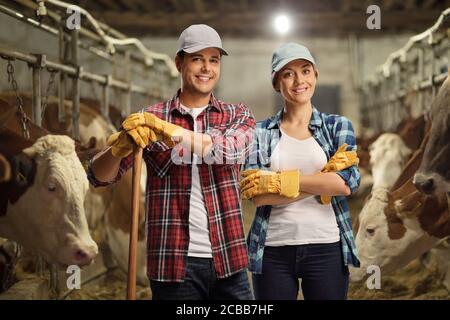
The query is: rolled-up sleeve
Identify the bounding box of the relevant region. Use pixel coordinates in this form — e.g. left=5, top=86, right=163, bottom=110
left=87, top=151, right=134, bottom=188
left=205, top=104, right=256, bottom=165
left=332, top=116, right=361, bottom=194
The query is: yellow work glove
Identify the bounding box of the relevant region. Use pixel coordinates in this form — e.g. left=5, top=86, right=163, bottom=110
left=319, top=143, right=359, bottom=204
left=240, top=169, right=300, bottom=200
left=126, top=126, right=158, bottom=149
left=107, top=127, right=161, bottom=158
left=107, top=131, right=135, bottom=158
left=122, top=112, right=184, bottom=142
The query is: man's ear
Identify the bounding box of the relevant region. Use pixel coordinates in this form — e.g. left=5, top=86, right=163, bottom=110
left=175, top=55, right=182, bottom=73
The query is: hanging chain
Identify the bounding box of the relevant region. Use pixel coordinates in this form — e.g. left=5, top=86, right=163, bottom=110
left=6, top=59, right=30, bottom=139
left=41, top=68, right=58, bottom=120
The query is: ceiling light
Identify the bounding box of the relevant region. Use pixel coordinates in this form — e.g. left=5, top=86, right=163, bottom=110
left=274, top=15, right=290, bottom=34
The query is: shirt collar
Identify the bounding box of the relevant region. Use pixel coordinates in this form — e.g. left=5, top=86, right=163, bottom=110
left=169, top=89, right=223, bottom=115
left=267, top=106, right=323, bottom=130
left=267, top=109, right=282, bottom=129
left=309, top=106, right=323, bottom=129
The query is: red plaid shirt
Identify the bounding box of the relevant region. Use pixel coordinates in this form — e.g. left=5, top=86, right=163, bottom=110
left=88, top=90, right=255, bottom=281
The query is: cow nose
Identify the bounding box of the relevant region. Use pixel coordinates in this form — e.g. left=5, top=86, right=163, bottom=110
left=73, top=245, right=97, bottom=266
left=415, top=177, right=435, bottom=194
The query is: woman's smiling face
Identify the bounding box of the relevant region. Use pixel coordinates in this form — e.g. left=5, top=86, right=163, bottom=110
left=275, top=59, right=317, bottom=106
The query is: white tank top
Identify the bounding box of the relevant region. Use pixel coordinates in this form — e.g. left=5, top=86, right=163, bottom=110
left=180, top=104, right=212, bottom=257
left=265, top=128, right=340, bottom=246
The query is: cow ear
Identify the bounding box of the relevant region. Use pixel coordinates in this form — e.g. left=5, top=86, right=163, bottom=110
left=10, top=153, right=36, bottom=188
left=22, top=145, right=37, bottom=158
left=394, top=191, right=424, bottom=218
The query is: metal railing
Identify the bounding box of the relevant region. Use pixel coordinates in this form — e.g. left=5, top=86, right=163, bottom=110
left=360, top=8, right=449, bottom=134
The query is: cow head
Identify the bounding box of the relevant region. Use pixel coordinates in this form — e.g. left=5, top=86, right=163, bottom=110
left=369, top=133, right=412, bottom=189
left=0, top=135, right=98, bottom=267
left=349, top=181, right=449, bottom=282
left=414, top=77, right=450, bottom=194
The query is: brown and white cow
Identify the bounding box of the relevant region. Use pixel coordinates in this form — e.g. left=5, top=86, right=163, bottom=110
left=74, top=98, right=149, bottom=285
left=368, top=133, right=412, bottom=189
left=0, top=100, right=98, bottom=267
left=103, top=164, right=149, bottom=285
left=414, top=76, right=450, bottom=195
left=78, top=98, right=149, bottom=285
left=354, top=115, right=426, bottom=198
left=0, top=92, right=148, bottom=284
left=354, top=134, right=379, bottom=197
left=349, top=136, right=450, bottom=282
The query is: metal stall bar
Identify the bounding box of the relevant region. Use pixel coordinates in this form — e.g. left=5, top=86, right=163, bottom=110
left=31, top=54, right=45, bottom=126
left=123, top=50, right=131, bottom=116
left=9, top=0, right=178, bottom=76
left=58, top=21, right=66, bottom=123
left=0, top=3, right=115, bottom=64
left=1, top=1, right=175, bottom=109
left=428, top=42, right=437, bottom=101
left=101, top=75, right=111, bottom=120
left=379, top=7, right=450, bottom=78
left=0, top=46, right=150, bottom=96
left=360, top=8, right=449, bottom=132
left=70, top=29, right=80, bottom=140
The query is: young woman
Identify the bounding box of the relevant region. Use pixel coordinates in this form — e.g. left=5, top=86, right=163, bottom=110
left=242, top=43, right=360, bottom=300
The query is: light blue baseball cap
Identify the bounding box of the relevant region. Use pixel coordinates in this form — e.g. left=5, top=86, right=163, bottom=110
left=271, top=43, right=317, bottom=86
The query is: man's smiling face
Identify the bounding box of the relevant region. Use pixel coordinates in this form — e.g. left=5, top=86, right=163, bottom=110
left=176, top=47, right=222, bottom=96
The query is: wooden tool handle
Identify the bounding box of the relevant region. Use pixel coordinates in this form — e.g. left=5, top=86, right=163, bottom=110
left=127, top=145, right=143, bottom=300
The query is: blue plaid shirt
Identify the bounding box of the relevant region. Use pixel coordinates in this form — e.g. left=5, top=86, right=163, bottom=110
left=243, top=107, right=361, bottom=274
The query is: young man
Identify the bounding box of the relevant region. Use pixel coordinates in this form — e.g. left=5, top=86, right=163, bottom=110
left=87, top=24, right=255, bottom=300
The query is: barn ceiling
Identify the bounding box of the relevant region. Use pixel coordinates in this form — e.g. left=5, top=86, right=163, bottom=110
left=2, top=0, right=450, bottom=38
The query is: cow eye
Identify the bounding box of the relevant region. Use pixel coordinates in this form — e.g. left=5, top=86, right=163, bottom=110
left=366, top=225, right=376, bottom=236
left=48, top=183, right=56, bottom=192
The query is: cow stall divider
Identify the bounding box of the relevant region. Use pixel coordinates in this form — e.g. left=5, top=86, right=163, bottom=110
left=0, top=0, right=178, bottom=299
left=0, top=49, right=159, bottom=140
left=360, top=7, right=450, bottom=135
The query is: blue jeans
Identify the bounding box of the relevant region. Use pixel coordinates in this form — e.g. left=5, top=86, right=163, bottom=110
left=150, top=257, right=253, bottom=300
left=253, top=242, right=349, bottom=300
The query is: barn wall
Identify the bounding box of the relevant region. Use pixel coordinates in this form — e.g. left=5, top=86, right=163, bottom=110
left=0, top=13, right=413, bottom=134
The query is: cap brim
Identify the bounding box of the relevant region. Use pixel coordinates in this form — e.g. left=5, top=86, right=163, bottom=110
left=180, top=45, right=228, bottom=56
left=273, top=56, right=315, bottom=73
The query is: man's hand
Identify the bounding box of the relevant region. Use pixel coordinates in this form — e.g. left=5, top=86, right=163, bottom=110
left=240, top=169, right=300, bottom=200
left=107, top=131, right=135, bottom=158
left=107, top=127, right=161, bottom=158
left=319, top=143, right=359, bottom=204
left=122, top=112, right=184, bottom=141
